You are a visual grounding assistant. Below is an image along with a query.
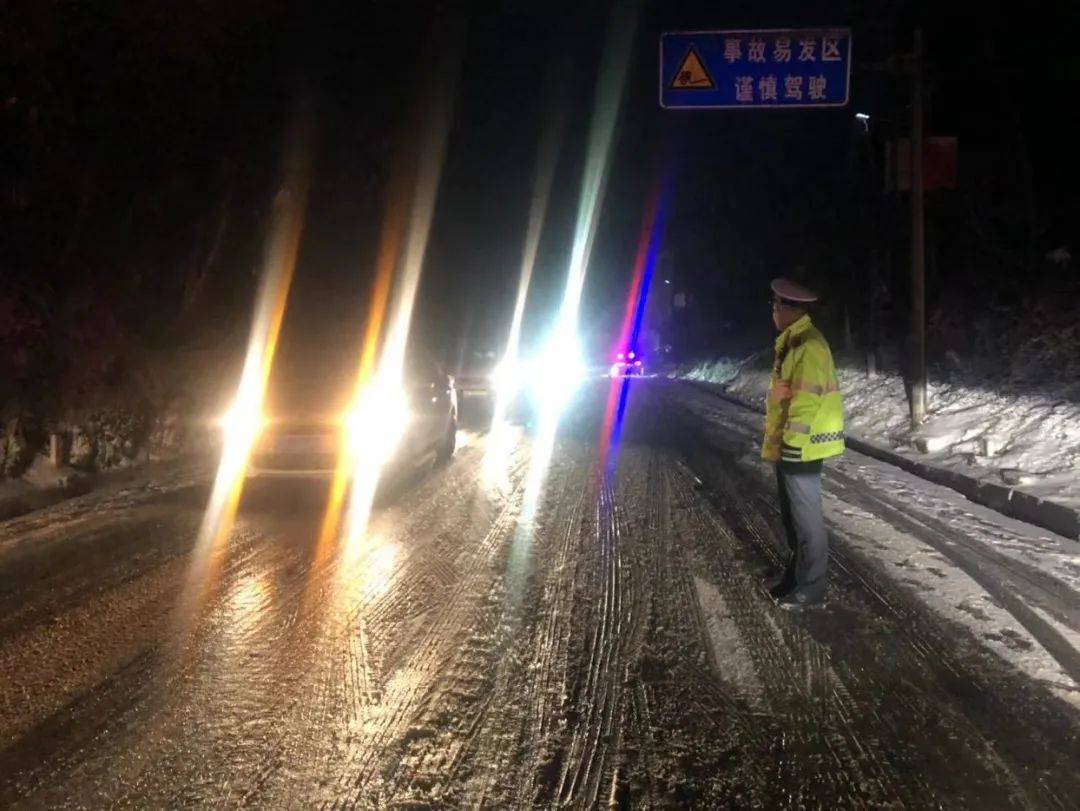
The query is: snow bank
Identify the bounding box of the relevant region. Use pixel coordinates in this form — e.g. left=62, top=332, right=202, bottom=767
left=675, top=352, right=1080, bottom=513
left=680, top=354, right=763, bottom=387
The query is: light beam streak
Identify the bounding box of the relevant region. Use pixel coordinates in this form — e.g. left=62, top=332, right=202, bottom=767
left=522, top=2, right=639, bottom=517
left=598, top=177, right=666, bottom=472
left=315, top=166, right=408, bottom=565
left=557, top=4, right=638, bottom=329
left=179, top=121, right=312, bottom=621
left=338, top=45, right=460, bottom=554
left=490, top=58, right=571, bottom=432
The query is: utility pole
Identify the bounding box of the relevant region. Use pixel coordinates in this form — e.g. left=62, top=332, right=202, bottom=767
left=910, top=29, right=927, bottom=426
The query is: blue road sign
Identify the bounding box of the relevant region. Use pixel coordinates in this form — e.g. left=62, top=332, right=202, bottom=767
left=660, top=28, right=852, bottom=109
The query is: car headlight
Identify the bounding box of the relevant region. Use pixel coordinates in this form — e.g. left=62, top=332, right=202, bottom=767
left=345, top=384, right=411, bottom=460
left=218, top=399, right=265, bottom=440
left=490, top=359, right=521, bottom=399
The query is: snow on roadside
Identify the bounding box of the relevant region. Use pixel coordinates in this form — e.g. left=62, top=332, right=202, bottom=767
left=676, top=352, right=1080, bottom=512
left=692, top=575, right=766, bottom=706
left=666, top=381, right=1080, bottom=704
left=826, top=488, right=1080, bottom=708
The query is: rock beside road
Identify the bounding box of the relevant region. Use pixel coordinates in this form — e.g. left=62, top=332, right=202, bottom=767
left=2, top=419, right=36, bottom=477
left=147, top=409, right=187, bottom=461
left=69, top=430, right=95, bottom=469
left=1, top=403, right=199, bottom=486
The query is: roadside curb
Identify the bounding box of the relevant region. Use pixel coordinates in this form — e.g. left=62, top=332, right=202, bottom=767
left=0, top=456, right=204, bottom=524
left=682, top=379, right=1080, bottom=541
left=0, top=480, right=90, bottom=522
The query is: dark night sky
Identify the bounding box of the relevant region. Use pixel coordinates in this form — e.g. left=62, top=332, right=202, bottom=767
left=11, top=0, right=1080, bottom=395
left=309, top=0, right=1080, bottom=363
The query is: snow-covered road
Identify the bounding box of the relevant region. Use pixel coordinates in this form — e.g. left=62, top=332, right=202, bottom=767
left=0, top=379, right=1077, bottom=807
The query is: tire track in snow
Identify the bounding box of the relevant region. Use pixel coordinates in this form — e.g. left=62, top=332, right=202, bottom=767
left=454, top=450, right=591, bottom=808
left=661, top=387, right=1061, bottom=807
left=324, top=460, right=530, bottom=806
left=5, top=442, right=529, bottom=807
left=664, top=458, right=911, bottom=807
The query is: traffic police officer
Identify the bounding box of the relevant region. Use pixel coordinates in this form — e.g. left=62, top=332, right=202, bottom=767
left=763, top=278, right=845, bottom=608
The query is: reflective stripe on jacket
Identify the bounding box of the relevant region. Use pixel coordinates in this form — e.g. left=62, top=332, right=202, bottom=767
left=762, top=314, right=845, bottom=463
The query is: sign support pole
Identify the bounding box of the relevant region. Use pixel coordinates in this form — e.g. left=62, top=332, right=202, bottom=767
left=910, top=29, right=926, bottom=427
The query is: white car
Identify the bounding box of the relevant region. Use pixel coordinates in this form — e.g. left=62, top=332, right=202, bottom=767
left=249, top=354, right=458, bottom=478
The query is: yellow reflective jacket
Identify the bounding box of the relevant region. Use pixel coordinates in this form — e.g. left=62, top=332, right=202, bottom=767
left=762, top=314, right=845, bottom=463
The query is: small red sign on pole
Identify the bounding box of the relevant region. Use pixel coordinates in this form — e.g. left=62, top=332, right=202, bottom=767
left=887, top=136, right=958, bottom=191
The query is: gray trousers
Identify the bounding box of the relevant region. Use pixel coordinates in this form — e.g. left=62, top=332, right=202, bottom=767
left=775, top=460, right=828, bottom=599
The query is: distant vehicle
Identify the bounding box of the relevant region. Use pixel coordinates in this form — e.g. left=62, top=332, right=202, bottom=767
left=452, top=348, right=500, bottom=404
left=609, top=349, right=645, bottom=377
left=249, top=353, right=457, bottom=478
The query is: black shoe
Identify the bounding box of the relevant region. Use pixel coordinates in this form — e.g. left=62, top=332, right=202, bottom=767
left=765, top=568, right=794, bottom=595
left=776, top=590, right=825, bottom=610
left=769, top=584, right=792, bottom=600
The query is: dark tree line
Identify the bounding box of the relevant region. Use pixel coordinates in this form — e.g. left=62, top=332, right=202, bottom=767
left=651, top=0, right=1080, bottom=386
left=3, top=0, right=290, bottom=416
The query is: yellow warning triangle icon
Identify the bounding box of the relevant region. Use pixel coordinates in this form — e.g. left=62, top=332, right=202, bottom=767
left=671, top=46, right=715, bottom=90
